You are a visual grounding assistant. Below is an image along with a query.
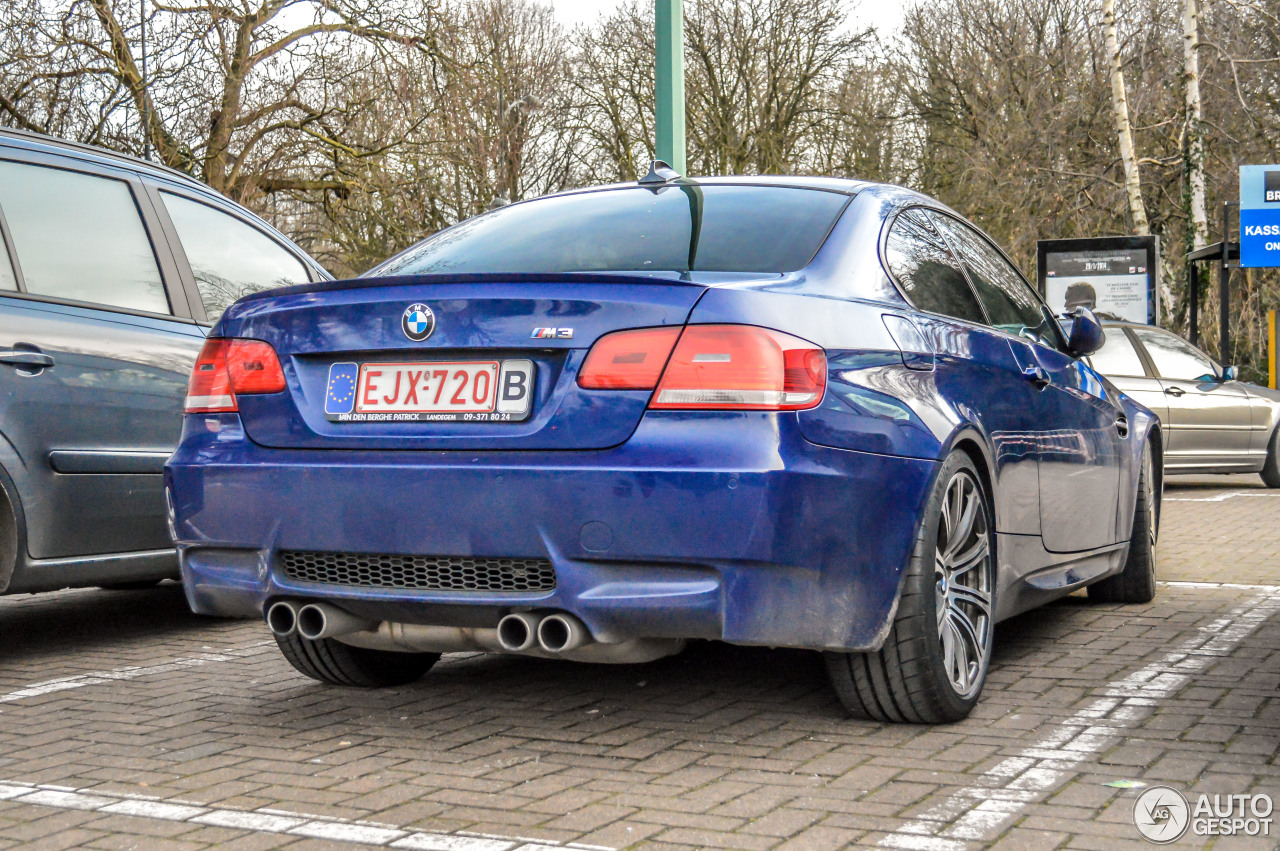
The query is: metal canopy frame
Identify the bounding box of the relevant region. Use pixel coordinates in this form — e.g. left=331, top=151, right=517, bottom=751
left=1186, top=202, right=1240, bottom=366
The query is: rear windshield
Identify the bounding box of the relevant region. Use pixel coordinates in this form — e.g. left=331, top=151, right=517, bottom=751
left=370, top=185, right=850, bottom=277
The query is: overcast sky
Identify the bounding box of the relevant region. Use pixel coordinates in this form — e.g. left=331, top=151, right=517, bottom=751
left=546, top=0, right=907, bottom=36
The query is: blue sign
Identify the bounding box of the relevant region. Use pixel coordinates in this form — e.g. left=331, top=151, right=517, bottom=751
left=1240, top=165, right=1280, bottom=268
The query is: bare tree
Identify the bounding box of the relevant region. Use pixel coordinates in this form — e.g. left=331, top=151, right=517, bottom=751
left=683, top=0, right=871, bottom=174
left=568, top=0, right=656, bottom=183
left=296, top=0, right=576, bottom=275
left=1182, top=0, right=1208, bottom=252
left=1, top=0, right=446, bottom=203
left=1102, top=0, right=1151, bottom=236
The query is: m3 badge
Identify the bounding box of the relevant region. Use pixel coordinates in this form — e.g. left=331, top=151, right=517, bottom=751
left=531, top=328, right=573, bottom=339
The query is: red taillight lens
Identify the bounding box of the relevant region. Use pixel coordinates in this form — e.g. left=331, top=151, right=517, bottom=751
left=227, top=340, right=286, bottom=394
left=185, top=338, right=285, bottom=413
left=649, top=325, right=826, bottom=410
left=578, top=326, right=682, bottom=389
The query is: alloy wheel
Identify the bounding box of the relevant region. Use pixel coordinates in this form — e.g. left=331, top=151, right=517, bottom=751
left=934, top=469, right=994, bottom=700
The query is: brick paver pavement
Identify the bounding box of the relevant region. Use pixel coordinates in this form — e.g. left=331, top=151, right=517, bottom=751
left=0, top=473, right=1273, bottom=849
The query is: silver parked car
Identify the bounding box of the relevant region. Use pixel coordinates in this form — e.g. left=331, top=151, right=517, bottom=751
left=1089, top=321, right=1280, bottom=486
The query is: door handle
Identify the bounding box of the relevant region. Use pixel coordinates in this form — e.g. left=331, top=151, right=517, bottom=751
left=1021, top=364, right=1050, bottom=388
left=1164, top=386, right=1185, bottom=397
left=1115, top=414, right=1129, bottom=437
left=0, top=351, right=54, bottom=368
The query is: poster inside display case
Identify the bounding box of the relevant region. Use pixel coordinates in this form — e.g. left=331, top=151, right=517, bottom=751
left=1036, top=236, right=1160, bottom=324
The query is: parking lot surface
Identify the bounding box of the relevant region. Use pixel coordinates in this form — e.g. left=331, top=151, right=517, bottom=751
left=0, top=475, right=1274, bottom=850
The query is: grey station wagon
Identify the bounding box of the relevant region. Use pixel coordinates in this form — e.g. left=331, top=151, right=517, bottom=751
left=0, top=130, right=327, bottom=595
left=1089, top=321, right=1280, bottom=486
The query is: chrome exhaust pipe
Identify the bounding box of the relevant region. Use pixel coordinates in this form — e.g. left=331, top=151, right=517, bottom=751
left=537, top=613, right=589, bottom=653
left=266, top=601, right=298, bottom=637
left=296, top=603, right=376, bottom=641
left=496, top=612, right=542, bottom=652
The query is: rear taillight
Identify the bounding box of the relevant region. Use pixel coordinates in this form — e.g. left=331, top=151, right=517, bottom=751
left=577, top=326, right=682, bottom=389
left=185, top=338, right=286, bottom=413
left=651, top=325, right=826, bottom=410
left=578, top=324, right=826, bottom=410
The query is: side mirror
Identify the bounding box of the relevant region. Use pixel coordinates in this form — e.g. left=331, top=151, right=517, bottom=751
left=1066, top=307, right=1105, bottom=357
left=1222, top=365, right=1239, bottom=381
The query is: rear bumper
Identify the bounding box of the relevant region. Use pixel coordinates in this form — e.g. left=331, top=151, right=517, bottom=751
left=167, top=412, right=937, bottom=651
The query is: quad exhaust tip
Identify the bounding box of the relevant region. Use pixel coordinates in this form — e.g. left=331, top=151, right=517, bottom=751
left=267, top=601, right=375, bottom=641
left=274, top=604, right=598, bottom=655
left=498, top=612, right=592, bottom=654
left=296, top=603, right=375, bottom=640
left=537, top=613, right=589, bottom=653
left=497, top=612, right=542, bottom=652
left=266, top=601, right=298, bottom=636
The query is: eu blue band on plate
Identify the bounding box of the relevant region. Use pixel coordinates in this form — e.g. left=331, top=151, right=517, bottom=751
left=325, top=363, right=358, bottom=415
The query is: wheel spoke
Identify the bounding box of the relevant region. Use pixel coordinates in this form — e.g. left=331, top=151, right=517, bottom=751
left=948, top=537, right=989, bottom=576
left=947, top=602, right=986, bottom=669
left=944, top=485, right=978, bottom=560
left=950, top=585, right=992, bottom=618
left=945, top=619, right=969, bottom=691
left=940, top=487, right=956, bottom=552
left=936, top=616, right=957, bottom=685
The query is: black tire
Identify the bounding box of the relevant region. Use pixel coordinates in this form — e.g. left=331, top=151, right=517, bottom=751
left=1262, top=426, right=1280, bottom=489
left=275, top=632, right=438, bottom=687
left=825, top=450, right=996, bottom=724
left=1088, top=440, right=1158, bottom=603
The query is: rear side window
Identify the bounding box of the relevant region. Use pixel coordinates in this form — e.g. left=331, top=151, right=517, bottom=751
left=929, top=212, right=1065, bottom=350
left=0, top=161, right=168, bottom=313
left=1088, top=328, right=1147, bottom=377
left=162, top=192, right=309, bottom=323
left=1131, top=327, right=1217, bottom=381
left=373, top=186, right=850, bottom=276
left=0, top=239, right=17, bottom=292
left=883, top=210, right=985, bottom=325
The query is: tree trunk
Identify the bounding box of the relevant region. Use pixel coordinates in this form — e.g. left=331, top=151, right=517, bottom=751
left=86, top=0, right=185, bottom=170
left=1101, top=0, right=1149, bottom=237
left=1183, top=0, right=1208, bottom=251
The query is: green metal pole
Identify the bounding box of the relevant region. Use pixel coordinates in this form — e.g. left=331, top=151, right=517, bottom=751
left=655, top=0, right=686, bottom=174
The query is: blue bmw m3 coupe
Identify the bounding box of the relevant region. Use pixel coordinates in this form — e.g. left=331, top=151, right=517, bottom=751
left=166, top=164, right=1161, bottom=722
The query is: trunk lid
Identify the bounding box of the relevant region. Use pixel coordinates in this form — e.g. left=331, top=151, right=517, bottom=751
left=218, top=274, right=708, bottom=450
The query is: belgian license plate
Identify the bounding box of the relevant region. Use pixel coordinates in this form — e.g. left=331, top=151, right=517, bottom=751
left=324, top=359, right=534, bottom=422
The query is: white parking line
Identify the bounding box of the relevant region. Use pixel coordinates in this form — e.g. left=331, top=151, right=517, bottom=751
left=0, top=642, right=272, bottom=704
left=0, top=779, right=615, bottom=851
left=879, top=588, right=1280, bottom=850
left=1162, top=580, right=1280, bottom=592
left=1165, top=491, right=1280, bottom=502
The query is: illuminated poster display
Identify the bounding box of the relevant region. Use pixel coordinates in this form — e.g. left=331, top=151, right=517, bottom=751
left=1036, top=236, right=1160, bottom=324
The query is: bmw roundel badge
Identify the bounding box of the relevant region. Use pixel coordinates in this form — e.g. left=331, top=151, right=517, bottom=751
left=401, top=303, right=435, bottom=342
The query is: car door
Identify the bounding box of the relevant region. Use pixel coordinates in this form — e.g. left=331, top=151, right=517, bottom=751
left=882, top=209, right=1044, bottom=537
left=929, top=212, right=1123, bottom=553
left=0, top=156, right=204, bottom=562
left=1087, top=325, right=1169, bottom=444
left=1128, top=326, right=1253, bottom=471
